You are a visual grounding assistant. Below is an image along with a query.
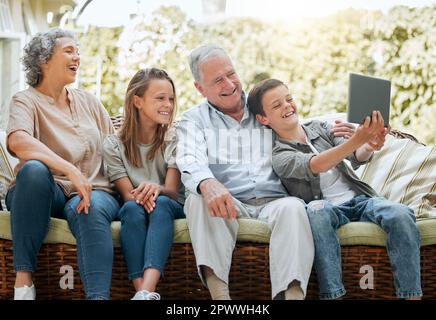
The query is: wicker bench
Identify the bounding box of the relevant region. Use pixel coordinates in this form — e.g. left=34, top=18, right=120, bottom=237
left=1, top=211, right=436, bottom=300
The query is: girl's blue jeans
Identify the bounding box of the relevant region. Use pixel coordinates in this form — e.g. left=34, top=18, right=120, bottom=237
left=119, top=196, right=185, bottom=280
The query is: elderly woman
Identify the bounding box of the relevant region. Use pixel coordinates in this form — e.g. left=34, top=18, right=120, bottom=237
left=5, top=28, right=120, bottom=300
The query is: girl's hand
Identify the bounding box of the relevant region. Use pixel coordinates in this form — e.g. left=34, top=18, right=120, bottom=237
left=131, top=182, right=161, bottom=213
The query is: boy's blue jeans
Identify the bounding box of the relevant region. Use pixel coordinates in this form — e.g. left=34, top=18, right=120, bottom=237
left=119, top=196, right=185, bottom=280
left=306, top=194, right=422, bottom=299
left=6, top=160, right=120, bottom=300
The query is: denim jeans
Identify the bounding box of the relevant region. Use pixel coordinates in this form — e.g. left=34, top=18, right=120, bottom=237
left=306, top=194, right=422, bottom=299
left=119, top=195, right=185, bottom=280
left=6, top=160, right=67, bottom=272
left=6, top=160, right=120, bottom=300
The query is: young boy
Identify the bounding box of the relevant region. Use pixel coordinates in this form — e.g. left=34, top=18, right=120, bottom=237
left=247, top=78, right=422, bottom=300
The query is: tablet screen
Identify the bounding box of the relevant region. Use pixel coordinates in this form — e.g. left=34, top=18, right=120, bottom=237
left=347, top=73, right=390, bottom=126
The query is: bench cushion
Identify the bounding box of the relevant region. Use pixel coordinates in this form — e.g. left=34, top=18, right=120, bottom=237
left=355, top=135, right=436, bottom=219
left=1, top=210, right=436, bottom=247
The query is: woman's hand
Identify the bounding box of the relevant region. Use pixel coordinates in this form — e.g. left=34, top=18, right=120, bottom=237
left=66, top=167, right=92, bottom=214
left=131, top=182, right=161, bottom=213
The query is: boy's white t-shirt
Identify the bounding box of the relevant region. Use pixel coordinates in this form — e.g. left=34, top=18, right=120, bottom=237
left=305, top=138, right=356, bottom=205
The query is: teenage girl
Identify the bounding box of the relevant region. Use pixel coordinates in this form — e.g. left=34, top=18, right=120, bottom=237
left=103, top=68, right=184, bottom=300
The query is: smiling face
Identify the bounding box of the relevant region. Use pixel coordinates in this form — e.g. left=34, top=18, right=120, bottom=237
left=256, top=84, right=299, bottom=133
left=194, top=54, right=243, bottom=113
left=134, top=78, right=175, bottom=126
left=41, top=37, right=80, bottom=86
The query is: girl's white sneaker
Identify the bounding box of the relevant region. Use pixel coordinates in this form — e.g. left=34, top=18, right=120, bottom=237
left=131, top=290, right=161, bottom=300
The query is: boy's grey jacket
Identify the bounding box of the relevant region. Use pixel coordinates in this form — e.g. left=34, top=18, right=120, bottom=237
left=272, top=120, right=378, bottom=204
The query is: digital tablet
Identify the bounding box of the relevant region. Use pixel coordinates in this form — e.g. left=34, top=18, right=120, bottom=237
left=347, top=73, right=390, bottom=126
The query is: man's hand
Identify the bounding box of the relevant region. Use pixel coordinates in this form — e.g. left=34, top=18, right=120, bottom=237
left=330, top=119, right=356, bottom=139
left=67, top=167, right=92, bottom=214
left=199, top=178, right=237, bottom=220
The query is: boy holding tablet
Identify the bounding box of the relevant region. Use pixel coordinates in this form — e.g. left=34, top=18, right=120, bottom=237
left=248, top=78, right=422, bottom=300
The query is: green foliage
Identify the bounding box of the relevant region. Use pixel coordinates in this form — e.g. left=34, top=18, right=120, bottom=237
left=79, top=5, right=435, bottom=144
left=77, top=26, right=123, bottom=115
left=368, top=6, right=436, bottom=144
left=117, top=6, right=201, bottom=116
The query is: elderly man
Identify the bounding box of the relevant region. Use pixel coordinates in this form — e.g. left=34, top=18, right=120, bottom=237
left=176, top=45, right=350, bottom=300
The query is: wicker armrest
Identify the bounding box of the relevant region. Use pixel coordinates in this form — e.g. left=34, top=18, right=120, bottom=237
left=388, top=129, right=425, bottom=145
left=110, top=115, right=124, bottom=131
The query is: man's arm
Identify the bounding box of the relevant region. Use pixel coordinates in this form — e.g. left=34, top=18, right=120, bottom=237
left=175, top=117, right=237, bottom=219
left=175, top=118, right=214, bottom=194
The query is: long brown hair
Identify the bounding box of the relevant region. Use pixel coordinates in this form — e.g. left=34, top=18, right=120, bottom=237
left=119, top=68, right=177, bottom=167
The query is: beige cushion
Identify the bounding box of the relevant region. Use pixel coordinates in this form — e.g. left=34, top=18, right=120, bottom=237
left=337, top=218, right=436, bottom=246
left=0, top=210, right=271, bottom=246
left=1, top=210, right=436, bottom=247
left=355, top=135, right=436, bottom=219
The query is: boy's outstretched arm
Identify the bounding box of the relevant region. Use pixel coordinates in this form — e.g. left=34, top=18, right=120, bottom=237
left=310, top=111, right=385, bottom=174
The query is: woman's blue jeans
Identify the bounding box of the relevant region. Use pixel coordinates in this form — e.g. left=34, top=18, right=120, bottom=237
left=306, top=194, right=422, bottom=299
left=119, top=195, right=185, bottom=280
left=6, top=160, right=120, bottom=300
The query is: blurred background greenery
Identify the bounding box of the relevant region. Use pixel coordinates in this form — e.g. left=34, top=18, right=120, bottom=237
left=77, top=5, right=435, bottom=144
